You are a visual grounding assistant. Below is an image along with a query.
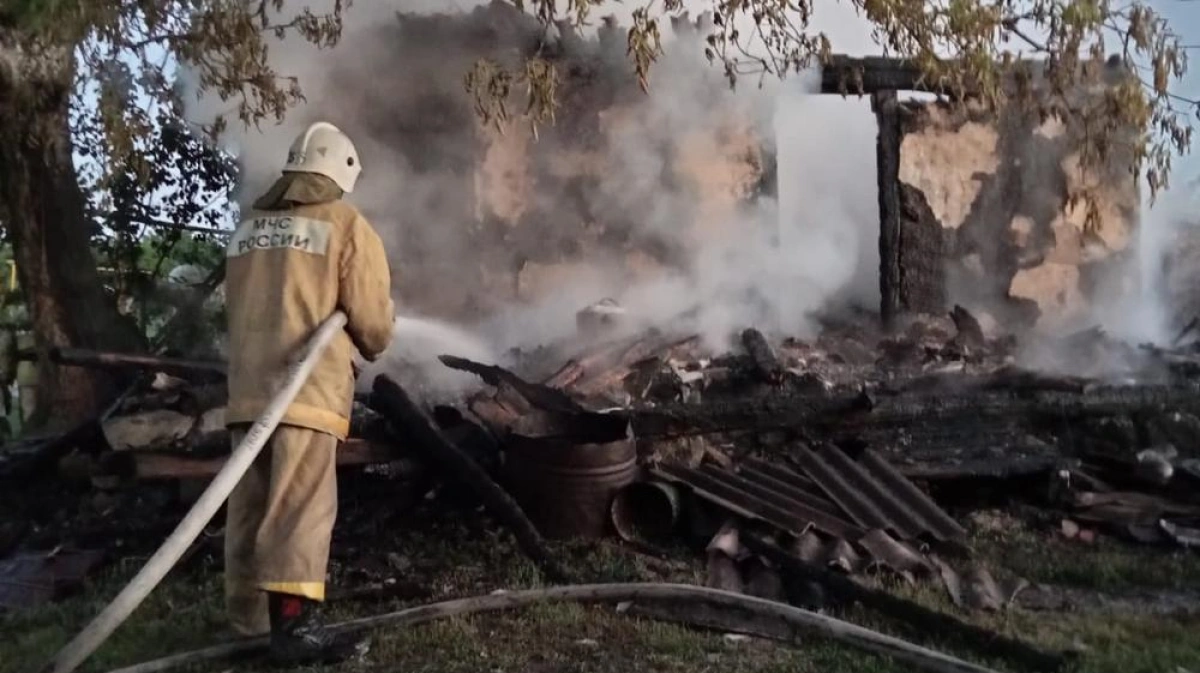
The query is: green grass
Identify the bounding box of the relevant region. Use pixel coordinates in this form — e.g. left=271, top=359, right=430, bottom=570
left=3, top=505, right=1200, bottom=673
left=859, top=574, right=1200, bottom=673
left=1, top=567, right=228, bottom=673
left=970, top=520, right=1200, bottom=592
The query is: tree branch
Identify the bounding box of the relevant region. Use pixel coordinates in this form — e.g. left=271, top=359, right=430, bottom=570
left=1000, top=19, right=1048, bottom=52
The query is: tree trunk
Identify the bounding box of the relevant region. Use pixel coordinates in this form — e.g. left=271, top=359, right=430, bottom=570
left=0, top=40, right=144, bottom=432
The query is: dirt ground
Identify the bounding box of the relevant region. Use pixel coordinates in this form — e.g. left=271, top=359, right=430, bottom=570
left=2, top=470, right=1200, bottom=673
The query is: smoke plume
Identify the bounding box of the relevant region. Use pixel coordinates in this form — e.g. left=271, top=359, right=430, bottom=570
left=181, top=0, right=885, bottom=398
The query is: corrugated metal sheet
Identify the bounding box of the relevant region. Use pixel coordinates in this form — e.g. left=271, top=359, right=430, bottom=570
left=856, top=449, right=968, bottom=541
left=651, top=462, right=864, bottom=539
left=651, top=444, right=965, bottom=545
left=779, top=446, right=967, bottom=541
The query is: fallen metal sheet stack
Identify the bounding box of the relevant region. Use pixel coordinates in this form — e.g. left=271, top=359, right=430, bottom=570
left=650, top=445, right=966, bottom=577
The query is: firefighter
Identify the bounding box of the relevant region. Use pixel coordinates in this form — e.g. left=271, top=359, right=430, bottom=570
left=223, top=121, right=395, bottom=665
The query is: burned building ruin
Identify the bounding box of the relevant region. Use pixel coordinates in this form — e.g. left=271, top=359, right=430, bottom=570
left=8, top=8, right=1199, bottom=671
left=292, top=3, right=1142, bottom=340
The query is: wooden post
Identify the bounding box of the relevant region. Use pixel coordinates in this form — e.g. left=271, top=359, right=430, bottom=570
left=873, top=89, right=902, bottom=330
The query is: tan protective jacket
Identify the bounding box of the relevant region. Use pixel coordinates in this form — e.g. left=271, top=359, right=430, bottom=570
left=224, top=173, right=395, bottom=439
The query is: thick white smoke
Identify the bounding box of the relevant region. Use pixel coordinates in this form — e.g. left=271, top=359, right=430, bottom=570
left=1097, top=195, right=1197, bottom=344
left=180, top=1, right=885, bottom=395
left=472, top=29, right=882, bottom=355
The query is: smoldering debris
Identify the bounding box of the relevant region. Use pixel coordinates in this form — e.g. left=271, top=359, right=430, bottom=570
left=437, top=302, right=1200, bottom=545
left=26, top=300, right=1200, bottom=491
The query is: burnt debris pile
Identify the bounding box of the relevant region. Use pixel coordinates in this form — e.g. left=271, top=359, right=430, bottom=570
left=5, top=302, right=1200, bottom=593
left=3, top=300, right=1200, bottom=673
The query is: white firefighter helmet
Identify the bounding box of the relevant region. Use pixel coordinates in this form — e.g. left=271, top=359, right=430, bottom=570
left=283, top=121, right=362, bottom=193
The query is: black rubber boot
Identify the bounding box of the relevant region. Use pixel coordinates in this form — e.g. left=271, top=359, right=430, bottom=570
left=266, top=592, right=369, bottom=667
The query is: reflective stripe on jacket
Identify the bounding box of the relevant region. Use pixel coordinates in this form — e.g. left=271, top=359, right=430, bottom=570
left=224, top=172, right=395, bottom=439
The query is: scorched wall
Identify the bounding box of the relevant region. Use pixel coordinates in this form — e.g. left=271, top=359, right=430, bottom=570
left=896, top=69, right=1140, bottom=331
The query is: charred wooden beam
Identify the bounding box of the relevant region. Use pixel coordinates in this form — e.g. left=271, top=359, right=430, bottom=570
left=443, top=354, right=631, bottom=443
left=898, top=455, right=1063, bottom=482
left=369, top=374, right=575, bottom=583
left=630, top=392, right=865, bottom=439
left=436, top=353, right=1200, bottom=443
left=820, top=53, right=1131, bottom=97
left=896, top=183, right=949, bottom=314
left=1174, top=316, right=1199, bottom=346
left=741, top=328, right=784, bottom=384
left=439, top=354, right=583, bottom=414
left=630, top=382, right=1200, bottom=440
left=893, top=366, right=1089, bottom=396
left=873, top=89, right=902, bottom=329
left=742, top=534, right=1069, bottom=672
left=48, top=347, right=226, bottom=378
left=949, top=305, right=986, bottom=347
left=821, top=56, right=951, bottom=96
left=107, top=439, right=422, bottom=481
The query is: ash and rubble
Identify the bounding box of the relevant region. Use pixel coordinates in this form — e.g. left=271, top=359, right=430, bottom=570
left=428, top=299, right=1200, bottom=627
left=4, top=300, right=1200, bottom=670
left=56, top=297, right=1200, bottom=544
left=455, top=298, right=1200, bottom=530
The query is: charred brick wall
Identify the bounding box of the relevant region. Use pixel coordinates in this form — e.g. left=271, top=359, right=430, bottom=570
left=896, top=182, right=948, bottom=314
left=897, top=89, right=1139, bottom=331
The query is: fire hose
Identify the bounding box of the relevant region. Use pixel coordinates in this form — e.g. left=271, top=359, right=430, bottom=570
left=100, top=584, right=1006, bottom=673
left=43, top=311, right=350, bottom=673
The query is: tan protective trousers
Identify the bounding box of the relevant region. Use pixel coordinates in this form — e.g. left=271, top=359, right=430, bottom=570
left=224, top=425, right=339, bottom=636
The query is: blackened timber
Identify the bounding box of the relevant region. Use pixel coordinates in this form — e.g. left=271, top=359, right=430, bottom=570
left=440, top=355, right=639, bottom=442
left=109, top=439, right=423, bottom=481
left=874, top=89, right=903, bottom=329
left=369, top=375, right=574, bottom=583
left=891, top=367, right=1089, bottom=396
left=439, top=354, right=585, bottom=414
left=629, top=392, right=867, bottom=439
left=0, top=381, right=136, bottom=480
left=741, top=328, right=784, bottom=384
left=742, top=534, right=1069, bottom=672
left=49, top=347, right=227, bottom=379
left=437, top=354, right=1200, bottom=441
left=897, top=184, right=948, bottom=313
left=821, top=56, right=953, bottom=96
left=949, top=305, right=985, bottom=347
left=626, top=383, right=1200, bottom=440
